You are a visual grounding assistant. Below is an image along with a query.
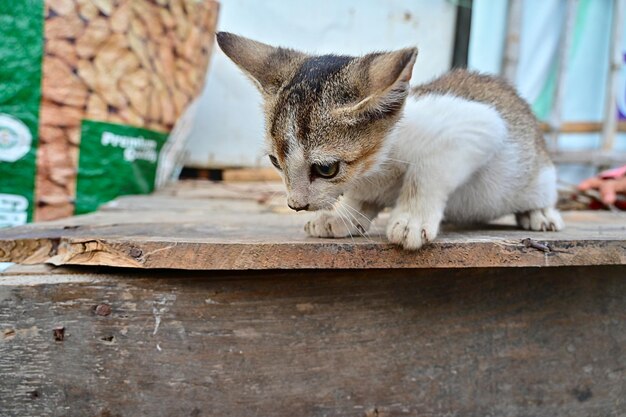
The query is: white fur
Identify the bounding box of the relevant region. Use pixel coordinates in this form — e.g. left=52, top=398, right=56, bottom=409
left=306, top=93, right=563, bottom=249
left=385, top=94, right=507, bottom=249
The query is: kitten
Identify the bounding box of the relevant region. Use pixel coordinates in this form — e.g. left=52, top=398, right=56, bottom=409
left=217, top=32, right=564, bottom=250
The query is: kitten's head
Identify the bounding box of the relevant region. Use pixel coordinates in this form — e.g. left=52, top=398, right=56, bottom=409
left=217, top=32, right=417, bottom=211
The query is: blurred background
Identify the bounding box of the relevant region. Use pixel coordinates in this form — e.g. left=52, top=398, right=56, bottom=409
left=1, top=0, right=624, bottom=226
left=184, top=0, right=626, bottom=185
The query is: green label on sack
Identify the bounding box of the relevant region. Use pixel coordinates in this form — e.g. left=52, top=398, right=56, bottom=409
left=0, top=0, right=45, bottom=227
left=75, top=120, right=169, bottom=214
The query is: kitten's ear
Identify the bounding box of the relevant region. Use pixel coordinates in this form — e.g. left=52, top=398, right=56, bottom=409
left=338, top=48, right=418, bottom=120
left=216, top=32, right=306, bottom=95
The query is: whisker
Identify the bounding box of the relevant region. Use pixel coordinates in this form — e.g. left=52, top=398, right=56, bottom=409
left=337, top=202, right=375, bottom=243
left=335, top=206, right=357, bottom=244
left=341, top=201, right=373, bottom=225
left=342, top=202, right=372, bottom=237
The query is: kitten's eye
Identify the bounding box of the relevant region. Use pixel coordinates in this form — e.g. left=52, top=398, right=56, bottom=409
left=312, top=161, right=340, bottom=179
left=269, top=155, right=281, bottom=170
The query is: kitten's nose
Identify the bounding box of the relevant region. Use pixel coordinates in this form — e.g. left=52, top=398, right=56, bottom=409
left=288, top=203, right=309, bottom=212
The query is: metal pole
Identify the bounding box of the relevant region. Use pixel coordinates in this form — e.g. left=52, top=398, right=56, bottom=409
left=548, top=0, right=579, bottom=151
left=501, top=0, right=523, bottom=82
left=601, top=0, right=625, bottom=155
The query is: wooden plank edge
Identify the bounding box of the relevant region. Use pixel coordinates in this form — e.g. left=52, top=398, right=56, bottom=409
left=0, top=238, right=59, bottom=265
left=2, top=236, right=624, bottom=270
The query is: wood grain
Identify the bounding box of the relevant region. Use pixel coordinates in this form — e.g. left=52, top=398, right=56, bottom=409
left=1, top=266, right=625, bottom=416
left=1, top=182, right=625, bottom=270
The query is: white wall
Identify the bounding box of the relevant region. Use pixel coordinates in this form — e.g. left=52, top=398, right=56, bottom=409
left=184, top=0, right=457, bottom=168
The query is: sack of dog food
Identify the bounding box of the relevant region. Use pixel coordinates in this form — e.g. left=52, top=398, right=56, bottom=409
left=0, top=0, right=219, bottom=226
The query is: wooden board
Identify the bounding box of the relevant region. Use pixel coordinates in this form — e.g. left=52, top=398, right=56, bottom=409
left=0, top=181, right=625, bottom=270
left=1, top=265, right=625, bottom=416
left=539, top=121, right=626, bottom=133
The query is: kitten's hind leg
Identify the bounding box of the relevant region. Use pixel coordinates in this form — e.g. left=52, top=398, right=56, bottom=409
left=515, top=207, right=564, bottom=231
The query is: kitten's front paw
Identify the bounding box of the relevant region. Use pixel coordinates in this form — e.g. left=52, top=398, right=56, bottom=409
left=516, top=207, right=564, bottom=231
left=386, top=211, right=439, bottom=250
left=305, top=211, right=366, bottom=238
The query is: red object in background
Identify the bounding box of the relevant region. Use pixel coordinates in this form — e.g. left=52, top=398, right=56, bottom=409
left=599, top=165, right=626, bottom=180
left=571, top=165, right=626, bottom=210
left=578, top=197, right=626, bottom=211
left=586, top=200, right=621, bottom=210
left=598, top=165, right=626, bottom=210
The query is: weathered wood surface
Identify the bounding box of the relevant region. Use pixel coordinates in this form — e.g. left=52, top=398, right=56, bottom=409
left=1, top=265, right=625, bottom=417
left=0, top=181, right=625, bottom=269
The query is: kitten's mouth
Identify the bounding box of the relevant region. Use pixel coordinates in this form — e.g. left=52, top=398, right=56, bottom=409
left=287, top=203, right=310, bottom=212
left=287, top=202, right=331, bottom=212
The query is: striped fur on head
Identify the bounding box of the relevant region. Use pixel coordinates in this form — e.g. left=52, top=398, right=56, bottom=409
left=217, top=32, right=417, bottom=211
